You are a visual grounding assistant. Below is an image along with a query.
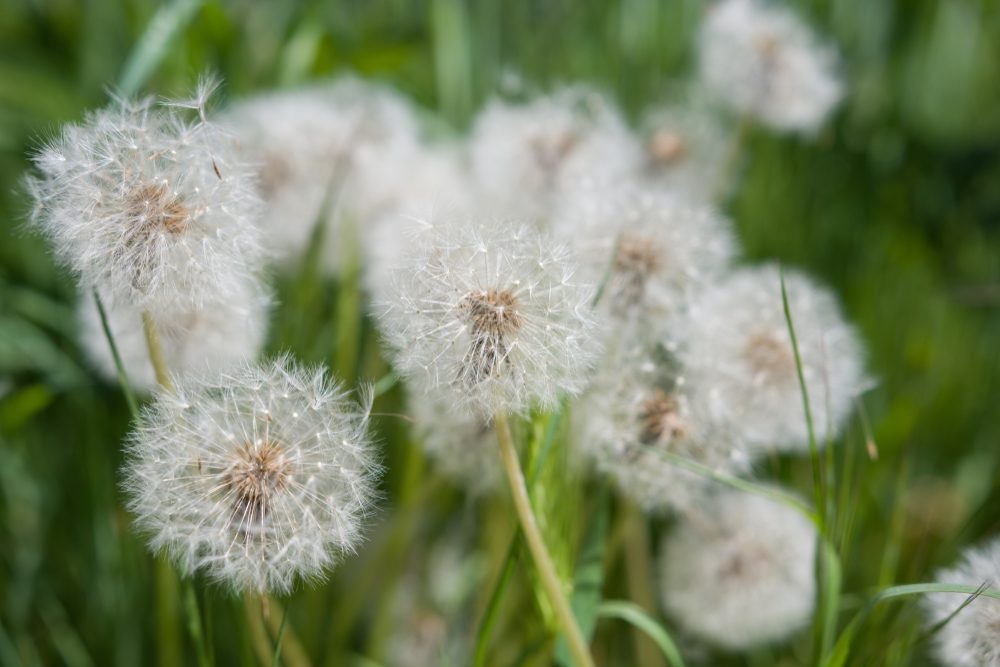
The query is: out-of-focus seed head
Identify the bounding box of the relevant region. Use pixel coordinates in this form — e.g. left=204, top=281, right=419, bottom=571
left=378, top=217, right=600, bottom=417
left=659, top=487, right=817, bottom=649
left=698, top=0, right=843, bottom=134
left=123, top=357, right=381, bottom=594
left=923, top=538, right=1000, bottom=667
left=675, top=264, right=867, bottom=453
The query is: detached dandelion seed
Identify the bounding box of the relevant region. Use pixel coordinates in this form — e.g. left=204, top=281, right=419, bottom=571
left=378, top=218, right=599, bottom=417
left=27, top=82, right=265, bottom=313
left=123, top=358, right=380, bottom=594
left=923, top=537, right=1000, bottom=667
left=659, top=487, right=817, bottom=650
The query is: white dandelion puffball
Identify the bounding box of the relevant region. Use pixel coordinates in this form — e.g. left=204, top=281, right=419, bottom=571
left=27, top=85, right=265, bottom=314
left=409, top=388, right=502, bottom=495
left=698, top=0, right=844, bottom=134
left=640, top=97, right=731, bottom=204
left=78, top=282, right=270, bottom=392
left=575, top=346, right=752, bottom=514
left=124, top=358, right=380, bottom=594
left=676, top=264, right=866, bottom=453
left=360, top=146, right=475, bottom=303
left=552, top=181, right=736, bottom=340
left=468, top=86, right=643, bottom=224
left=221, top=77, right=420, bottom=272
left=923, top=538, right=1000, bottom=667
left=659, top=488, right=817, bottom=650
left=379, top=218, right=600, bottom=417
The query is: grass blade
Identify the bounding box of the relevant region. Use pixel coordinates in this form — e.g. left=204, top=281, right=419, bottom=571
left=596, top=601, right=686, bottom=667
left=118, top=0, right=205, bottom=97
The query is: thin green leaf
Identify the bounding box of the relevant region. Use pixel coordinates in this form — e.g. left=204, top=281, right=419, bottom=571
left=597, top=601, right=686, bottom=667
left=117, top=0, right=205, bottom=97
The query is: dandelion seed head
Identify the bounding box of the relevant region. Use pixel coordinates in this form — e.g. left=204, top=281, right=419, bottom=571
left=553, top=182, right=736, bottom=342
left=659, top=488, right=817, bottom=649
left=27, top=90, right=265, bottom=314
left=923, top=538, right=1000, bottom=667
left=123, top=358, right=381, bottom=594
left=468, top=87, right=642, bottom=224
left=574, top=346, right=751, bottom=513
left=698, top=0, right=843, bottom=133
left=378, top=218, right=599, bottom=417
left=676, top=264, right=866, bottom=453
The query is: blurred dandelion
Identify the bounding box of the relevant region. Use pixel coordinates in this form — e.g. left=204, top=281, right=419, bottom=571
left=923, top=537, right=1000, bottom=667
left=123, top=357, right=380, bottom=594
left=659, top=487, right=817, bottom=650
left=676, top=264, right=866, bottom=453
left=698, top=0, right=844, bottom=134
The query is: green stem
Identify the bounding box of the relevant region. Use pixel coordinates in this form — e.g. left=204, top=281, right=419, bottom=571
left=244, top=596, right=273, bottom=667
left=271, top=604, right=288, bottom=667
left=264, top=597, right=310, bottom=667
left=141, top=311, right=174, bottom=392
left=622, top=504, right=666, bottom=667
left=93, top=291, right=139, bottom=418
left=494, top=412, right=594, bottom=667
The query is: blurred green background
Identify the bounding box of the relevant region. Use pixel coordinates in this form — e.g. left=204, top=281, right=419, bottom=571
left=0, top=0, right=998, bottom=665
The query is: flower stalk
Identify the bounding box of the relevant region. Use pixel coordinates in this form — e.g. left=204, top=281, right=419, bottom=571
left=494, top=412, right=594, bottom=667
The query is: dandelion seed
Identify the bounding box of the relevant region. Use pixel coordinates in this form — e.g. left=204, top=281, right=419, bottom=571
left=698, top=0, right=844, bottom=134
left=675, top=264, right=866, bottom=453
left=78, top=281, right=270, bottom=392
left=468, top=86, right=642, bottom=224
left=378, top=218, right=599, bottom=417
left=659, top=487, right=817, bottom=650
left=123, top=358, right=380, bottom=594
left=574, top=345, right=751, bottom=513
left=923, top=537, right=1000, bottom=667
left=553, top=182, right=736, bottom=342
left=27, top=87, right=265, bottom=313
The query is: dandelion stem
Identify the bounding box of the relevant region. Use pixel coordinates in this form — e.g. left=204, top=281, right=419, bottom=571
left=244, top=596, right=273, bottom=667
left=141, top=311, right=174, bottom=392
left=622, top=504, right=666, bottom=667
left=264, top=597, right=310, bottom=667
left=494, top=412, right=594, bottom=667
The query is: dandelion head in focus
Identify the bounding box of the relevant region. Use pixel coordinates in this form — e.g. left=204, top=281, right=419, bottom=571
left=378, top=218, right=599, bottom=418
left=27, top=85, right=265, bottom=314
left=698, top=0, right=843, bottom=134
left=676, top=264, right=866, bottom=453
left=123, top=357, right=380, bottom=594
left=553, top=182, right=736, bottom=342
left=78, top=281, right=270, bottom=392
left=575, top=346, right=751, bottom=513
left=408, top=388, right=503, bottom=495
left=659, top=487, right=817, bottom=650
left=923, top=538, right=1000, bottom=667
left=468, top=86, right=642, bottom=223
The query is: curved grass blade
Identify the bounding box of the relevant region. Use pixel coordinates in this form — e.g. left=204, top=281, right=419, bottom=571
left=596, top=601, right=686, bottom=667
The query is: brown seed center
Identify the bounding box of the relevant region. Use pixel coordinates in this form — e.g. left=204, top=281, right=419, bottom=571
left=648, top=129, right=687, bottom=165
left=530, top=132, right=580, bottom=174
left=614, top=234, right=661, bottom=307
left=743, top=332, right=796, bottom=382
left=638, top=388, right=687, bottom=446
left=458, top=288, right=523, bottom=383
left=225, top=440, right=289, bottom=525
left=126, top=183, right=189, bottom=235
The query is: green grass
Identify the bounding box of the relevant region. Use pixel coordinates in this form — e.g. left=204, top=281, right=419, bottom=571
left=1, top=0, right=999, bottom=665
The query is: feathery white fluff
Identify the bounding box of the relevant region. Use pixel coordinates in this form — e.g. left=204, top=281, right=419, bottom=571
left=28, top=82, right=265, bottom=314
left=659, top=487, right=817, bottom=649
left=923, top=537, right=1000, bottom=667
left=378, top=217, right=599, bottom=417
left=552, top=181, right=736, bottom=343
left=675, top=264, right=866, bottom=453
left=123, top=358, right=381, bottom=594
left=574, top=345, right=752, bottom=514
left=78, top=283, right=270, bottom=392
left=221, top=77, right=420, bottom=273
left=408, top=388, right=502, bottom=495
left=698, top=0, right=843, bottom=134
left=467, top=87, right=642, bottom=224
